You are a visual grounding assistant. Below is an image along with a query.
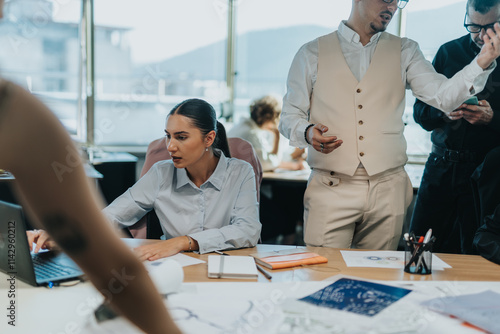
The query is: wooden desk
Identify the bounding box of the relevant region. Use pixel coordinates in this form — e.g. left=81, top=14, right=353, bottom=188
left=2, top=240, right=500, bottom=333
left=125, top=240, right=500, bottom=282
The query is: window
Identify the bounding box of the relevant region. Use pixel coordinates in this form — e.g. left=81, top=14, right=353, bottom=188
left=0, top=0, right=82, bottom=136
left=1, top=0, right=464, bottom=156
left=233, top=0, right=340, bottom=122
left=93, top=0, right=228, bottom=146
left=403, top=0, right=467, bottom=159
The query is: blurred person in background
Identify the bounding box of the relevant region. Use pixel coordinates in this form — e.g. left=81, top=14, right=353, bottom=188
left=229, top=95, right=305, bottom=171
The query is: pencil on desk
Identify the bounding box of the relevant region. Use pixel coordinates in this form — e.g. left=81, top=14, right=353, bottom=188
left=214, top=250, right=229, bottom=256
left=256, top=264, right=272, bottom=280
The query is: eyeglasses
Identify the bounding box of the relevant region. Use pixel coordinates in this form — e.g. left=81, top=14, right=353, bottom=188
left=464, top=14, right=499, bottom=33
left=382, top=0, right=409, bottom=9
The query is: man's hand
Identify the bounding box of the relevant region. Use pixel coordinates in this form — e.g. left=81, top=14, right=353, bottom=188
left=26, top=229, right=57, bottom=253
left=133, top=236, right=194, bottom=261
left=462, top=100, right=494, bottom=125
left=477, top=23, right=500, bottom=69
left=307, top=123, right=342, bottom=154
left=445, top=100, right=494, bottom=125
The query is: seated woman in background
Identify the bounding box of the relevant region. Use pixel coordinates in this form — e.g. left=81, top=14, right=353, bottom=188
left=228, top=95, right=305, bottom=171
left=103, top=98, right=261, bottom=260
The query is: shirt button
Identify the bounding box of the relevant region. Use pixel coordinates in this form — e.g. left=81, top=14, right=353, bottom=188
left=356, top=88, right=362, bottom=93
left=329, top=181, right=334, bottom=186
left=359, top=120, right=364, bottom=125
left=359, top=152, right=365, bottom=157
left=330, top=171, right=335, bottom=176
left=359, top=136, right=364, bottom=140
left=358, top=105, right=363, bottom=109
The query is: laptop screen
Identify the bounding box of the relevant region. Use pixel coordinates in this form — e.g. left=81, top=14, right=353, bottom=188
left=0, top=200, right=83, bottom=286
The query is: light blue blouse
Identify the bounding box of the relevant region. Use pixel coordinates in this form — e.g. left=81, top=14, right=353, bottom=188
left=103, top=152, right=261, bottom=254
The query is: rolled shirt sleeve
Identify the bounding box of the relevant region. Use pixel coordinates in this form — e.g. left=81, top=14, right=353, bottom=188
left=405, top=39, right=495, bottom=112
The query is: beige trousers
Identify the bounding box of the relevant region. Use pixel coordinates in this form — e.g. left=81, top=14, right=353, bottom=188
left=303, top=166, right=413, bottom=250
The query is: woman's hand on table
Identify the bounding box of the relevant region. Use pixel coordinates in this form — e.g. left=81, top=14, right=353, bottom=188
left=133, top=236, right=197, bottom=261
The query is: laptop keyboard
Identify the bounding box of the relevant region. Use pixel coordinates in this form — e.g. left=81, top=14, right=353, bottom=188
left=32, top=254, right=81, bottom=280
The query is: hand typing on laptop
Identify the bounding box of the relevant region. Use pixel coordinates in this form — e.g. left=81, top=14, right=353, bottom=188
left=26, top=230, right=57, bottom=253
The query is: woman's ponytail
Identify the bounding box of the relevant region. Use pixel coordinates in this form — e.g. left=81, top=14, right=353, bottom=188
left=214, top=121, right=231, bottom=158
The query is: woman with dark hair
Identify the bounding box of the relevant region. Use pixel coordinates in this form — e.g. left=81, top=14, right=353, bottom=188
left=101, top=98, right=261, bottom=260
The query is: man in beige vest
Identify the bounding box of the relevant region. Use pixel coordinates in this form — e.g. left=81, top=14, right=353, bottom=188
left=279, top=0, right=500, bottom=250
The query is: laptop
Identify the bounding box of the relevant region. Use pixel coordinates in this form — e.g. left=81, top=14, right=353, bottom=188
left=0, top=200, right=84, bottom=286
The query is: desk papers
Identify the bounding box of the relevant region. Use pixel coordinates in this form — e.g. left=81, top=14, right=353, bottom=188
left=145, top=253, right=205, bottom=269
left=340, top=250, right=451, bottom=270
left=422, top=290, right=500, bottom=334
left=85, top=280, right=500, bottom=334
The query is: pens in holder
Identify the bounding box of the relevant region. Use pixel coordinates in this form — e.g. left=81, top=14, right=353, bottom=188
left=423, top=229, right=433, bottom=244
left=415, top=236, right=435, bottom=273
left=404, top=234, right=435, bottom=275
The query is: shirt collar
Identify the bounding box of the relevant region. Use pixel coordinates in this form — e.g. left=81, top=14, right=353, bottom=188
left=175, top=149, right=228, bottom=191
left=338, top=20, right=382, bottom=46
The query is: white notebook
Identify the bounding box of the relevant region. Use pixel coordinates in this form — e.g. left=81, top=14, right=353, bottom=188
left=207, top=255, right=258, bottom=279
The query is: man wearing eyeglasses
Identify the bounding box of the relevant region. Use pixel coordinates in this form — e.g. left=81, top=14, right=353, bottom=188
left=279, top=0, right=500, bottom=250
left=410, top=0, right=500, bottom=254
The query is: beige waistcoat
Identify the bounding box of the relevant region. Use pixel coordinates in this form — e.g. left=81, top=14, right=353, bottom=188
left=307, top=31, right=407, bottom=176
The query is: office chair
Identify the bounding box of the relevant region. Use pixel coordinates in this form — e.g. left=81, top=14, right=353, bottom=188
left=128, top=136, right=263, bottom=239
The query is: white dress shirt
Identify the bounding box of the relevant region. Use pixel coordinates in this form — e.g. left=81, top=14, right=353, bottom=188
left=228, top=117, right=280, bottom=171
left=103, top=152, right=261, bottom=254
left=280, top=21, right=495, bottom=148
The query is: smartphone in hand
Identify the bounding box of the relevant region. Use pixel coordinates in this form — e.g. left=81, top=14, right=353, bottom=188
left=463, top=96, right=479, bottom=105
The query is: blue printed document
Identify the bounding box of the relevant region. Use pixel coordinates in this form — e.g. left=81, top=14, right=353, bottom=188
left=299, top=278, right=412, bottom=317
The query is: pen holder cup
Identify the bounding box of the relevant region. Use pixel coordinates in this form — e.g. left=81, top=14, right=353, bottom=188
left=404, top=240, right=432, bottom=275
